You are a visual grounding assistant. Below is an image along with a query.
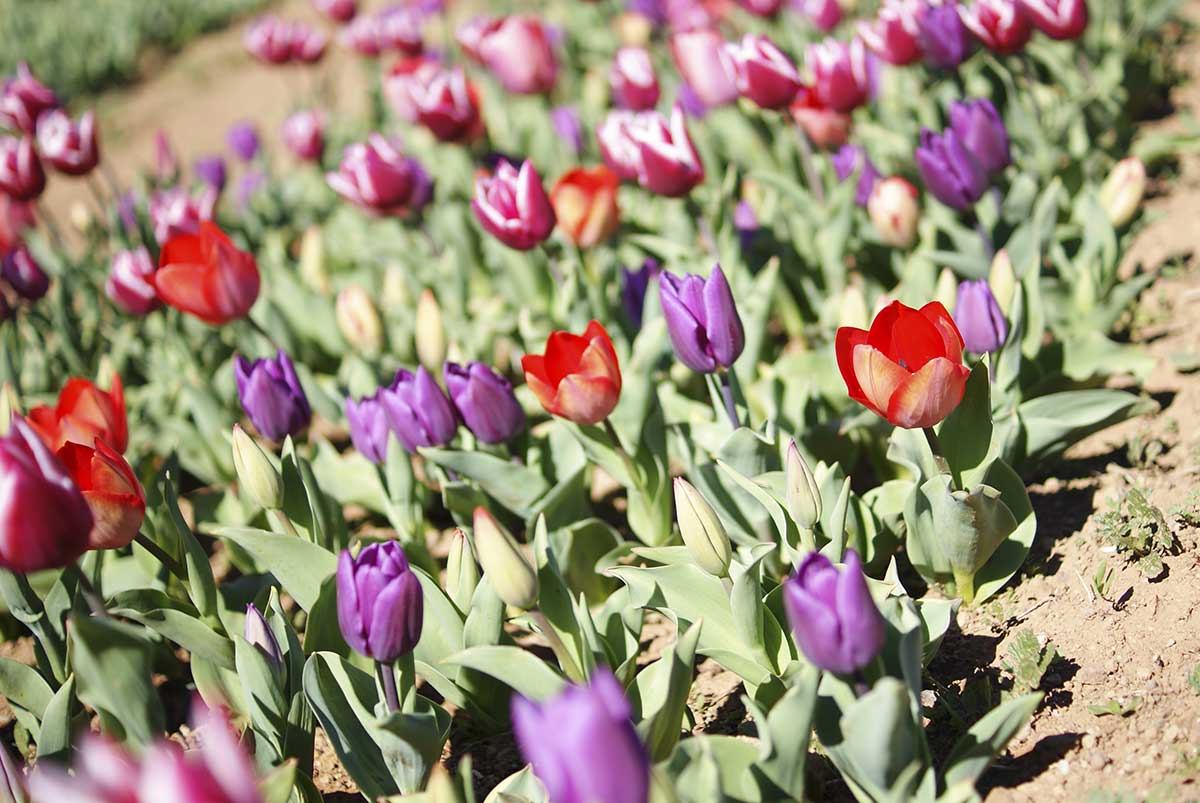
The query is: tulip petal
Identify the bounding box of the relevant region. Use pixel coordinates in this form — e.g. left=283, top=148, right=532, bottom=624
left=554, top=374, right=618, bottom=426
left=520, top=354, right=560, bottom=416
left=835, top=550, right=884, bottom=670
left=852, top=343, right=908, bottom=419
left=702, top=265, right=745, bottom=368
left=885, top=356, right=970, bottom=429
left=834, top=326, right=870, bottom=408
left=920, top=301, right=965, bottom=362
left=868, top=301, right=947, bottom=372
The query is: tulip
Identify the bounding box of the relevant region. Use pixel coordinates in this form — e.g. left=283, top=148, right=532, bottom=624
left=1098, top=157, right=1146, bottom=228
left=673, top=478, right=732, bottom=577
left=57, top=438, right=145, bottom=551
left=0, top=419, right=93, bottom=572
left=522, top=321, right=622, bottom=426
left=919, top=2, right=969, bottom=69
left=336, top=285, right=384, bottom=354
left=551, top=166, right=621, bottom=249
left=935, top=266, right=959, bottom=311
left=808, top=38, right=873, bottom=113
left=785, top=440, right=822, bottom=530
left=386, top=58, right=483, bottom=144
left=670, top=28, right=738, bottom=110
left=839, top=284, right=870, bottom=330
left=281, top=109, right=325, bottom=162
left=1018, top=0, right=1087, bottom=40
left=1, top=246, right=48, bottom=301
left=227, top=121, right=261, bottom=162
left=244, top=16, right=294, bottom=64
left=471, top=160, right=557, bottom=250
left=0, top=63, right=59, bottom=136
left=327, top=135, right=432, bottom=218
left=27, top=374, right=127, bottom=454
left=551, top=106, right=585, bottom=155
left=415, top=289, right=447, bottom=371
left=472, top=506, right=538, bottom=610
left=236, top=171, right=267, bottom=211
left=868, top=176, right=921, bottom=249
left=461, top=16, right=558, bottom=95
left=740, top=0, right=785, bottom=15
left=659, top=265, right=745, bottom=374
left=858, top=0, right=924, bottom=66
left=621, top=258, right=658, bottom=330
left=154, top=222, right=259, bottom=326
left=337, top=541, right=424, bottom=662
left=106, top=247, right=160, bottom=316
left=954, top=278, right=1008, bottom=354
left=724, top=35, right=803, bottom=110
left=156, top=129, right=180, bottom=182
left=789, top=87, right=852, bottom=149
left=377, top=6, right=425, bottom=55
left=988, top=249, right=1017, bottom=313
left=949, top=98, right=1010, bottom=176
left=149, top=187, right=205, bottom=244
left=234, top=351, right=312, bottom=442
left=341, top=14, right=386, bottom=56
left=0, top=740, right=26, bottom=803
left=444, top=362, right=525, bottom=444
left=244, top=603, right=284, bottom=670
left=836, top=299, right=970, bottom=429
left=610, top=48, right=660, bottom=111
left=314, top=0, right=357, bottom=22
left=734, top=201, right=758, bottom=252
left=0, top=196, right=34, bottom=254
left=512, top=669, right=650, bottom=803
left=193, top=155, right=227, bottom=193
left=597, top=106, right=705, bottom=197
left=797, top=0, right=844, bottom=30
left=832, top=144, right=880, bottom=207
left=0, top=137, right=45, bottom=202
left=960, top=0, right=1033, bottom=54
left=445, top=528, right=479, bottom=612
left=915, top=128, right=989, bottom=211
left=345, top=387, right=392, bottom=464
left=35, top=110, right=99, bottom=177
left=231, top=425, right=283, bottom=512
left=382, top=366, right=459, bottom=453
left=783, top=550, right=885, bottom=675
left=289, top=23, right=329, bottom=64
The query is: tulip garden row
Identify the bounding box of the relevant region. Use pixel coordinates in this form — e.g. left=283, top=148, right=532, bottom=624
left=0, top=0, right=1183, bottom=801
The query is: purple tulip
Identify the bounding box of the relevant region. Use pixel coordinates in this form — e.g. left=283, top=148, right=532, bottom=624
left=471, top=159, right=556, bottom=250
left=36, top=110, right=99, bottom=177
left=0, top=739, right=26, bottom=802
left=610, top=48, right=660, bottom=111
left=512, top=668, right=650, bottom=803
left=954, top=279, right=1008, bottom=353
left=915, top=127, right=988, bottom=211
left=107, top=247, right=160, bottom=316
left=443, top=362, right=525, bottom=444
left=234, top=351, right=312, bottom=442
left=346, top=388, right=392, bottom=464
left=919, top=1, right=970, bottom=69
left=627, top=0, right=668, bottom=25
left=676, top=82, right=708, bottom=118
left=734, top=201, right=759, bottom=252
left=336, top=541, right=424, bottom=663
left=236, top=170, right=267, bottom=211
left=948, top=98, right=1010, bottom=176
left=0, top=63, right=60, bottom=135
left=2, top=246, right=48, bottom=301
left=0, top=137, right=46, bottom=202
left=659, top=264, right=745, bottom=373
left=244, top=603, right=284, bottom=670
left=381, top=366, right=458, bottom=453
left=194, top=155, right=227, bottom=193
left=551, top=106, right=585, bottom=155
left=227, top=121, right=261, bottom=162
left=327, top=135, right=432, bottom=218
left=723, top=34, right=803, bottom=111
left=783, top=549, right=885, bottom=675
left=621, top=258, right=658, bottom=330
left=832, top=144, right=881, bottom=207
left=116, top=192, right=140, bottom=235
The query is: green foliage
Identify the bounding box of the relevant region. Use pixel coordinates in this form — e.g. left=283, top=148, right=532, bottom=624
left=1001, top=630, right=1057, bottom=697
left=1087, top=696, right=1143, bottom=718
left=1097, top=488, right=1180, bottom=578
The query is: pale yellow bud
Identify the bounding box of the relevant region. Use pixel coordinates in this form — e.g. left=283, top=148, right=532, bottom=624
left=298, top=226, right=329, bottom=294
left=868, top=177, right=920, bottom=249
left=784, top=441, right=822, bottom=531
left=415, top=289, right=447, bottom=372
left=934, top=267, right=958, bottom=313
left=231, top=425, right=283, bottom=511
left=473, top=507, right=538, bottom=610
left=445, top=528, right=480, bottom=612
left=336, top=286, right=383, bottom=354
left=987, top=249, right=1017, bottom=314
left=673, top=478, right=732, bottom=578
left=839, top=284, right=869, bottom=330
left=1098, top=157, right=1146, bottom=228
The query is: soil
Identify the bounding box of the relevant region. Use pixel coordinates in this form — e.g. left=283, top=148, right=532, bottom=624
left=20, top=0, right=1200, bottom=801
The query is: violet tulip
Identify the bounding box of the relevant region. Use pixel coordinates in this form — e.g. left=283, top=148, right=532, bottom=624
left=670, top=28, right=738, bottom=110
left=244, top=603, right=284, bottom=670
left=1, top=246, right=48, bottom=301
left=0, top=418, right=93, bottom=573
left=382, top=366, right=458, bottom=452
left=443, top=362, right=525, bottom=444
left=734, top=201, right=759, bottom=252
left=327, top=135, right=432, bottom=218
left=610, top=47, right=660, bottom=111
left=35, top=110, right=99, bottom=176
left=832, top=144, right=880, bottom=207
left=808, top=38, right=873, bottom=113
left=796, top=0, right=844, bottom=32
left=551, top=106, right=585, bottom=155
left=1018, top=0, right=1087, bottom=40
left=949, top=98, right=1010, bottom=175
left=954, top=278, right=1008, bottom=353
left=471, top=159, right=556, bottom=250
left=234, top=351, right=312, bottom=442
left=461, top=16, right=558, bottom=95
left=282, top=109, right=326, bottom=162
left=156, top=129, right=179, bottom=181
left=659, top=264, right=745, bottom=373
left=345, top=388, right=392, bottom=464
left=194, top=155, right=227, bottom=194
left=0, top=740, right=25, bottom=803
left=106, top=247, right=160, bottom=316
left=858, top=0, right=924, bottom=66
left=919, top=1, right=970, bottom=70
left=227, top=121, right=261, bottom=162
left=0, top=137, right=45, bottom=202
left=724, top=34, right=803, bottom=110
left=621, top=258, right=658, bottom=330
left=960, top=0, right=1033, bottom=54
left=512, top=669, right=650, bottom=803
left=598, top=105, right=705, bottom=197
left=385, top=58, right=483, bottom=143
left=915, top=128, right=988, bottom=211
left=784, top=550, right=885, bottom=675
left=337, top=541, right=424, bottom=662
left=0, top=63, right=59, bottom=136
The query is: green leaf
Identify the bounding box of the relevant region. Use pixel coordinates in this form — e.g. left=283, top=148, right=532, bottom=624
left=637, top=620, right=702, bottom=762
left=0, top=657, right=53, bottom=723
left=70, top=615, right=164, bottom=746
left=750, top=664, right=818, bottom=801
left=944, top=693, right=1042, bottom=787
left=164, top=472, right=218, bottom=620
left=35, top=674, right=76, bottom=763
left=939, top=364, right=994, bottom=485
left=831, top=678, right=926, bottom=801
left=482, top=766, right=549, bottom=803
left=1017, top=390, right=1157, bottom=471
left=212, top=527, right=336, bottom=611
left=421, top=448, right=551, bottom=516
left=442, top=646, right=566, bottom=700
left=301, top=575, right=350, bottom=658
left=108, top=589, right=235, bottom=670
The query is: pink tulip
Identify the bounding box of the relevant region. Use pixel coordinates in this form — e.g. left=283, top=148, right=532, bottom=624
left=0, top=418, right=93, bottom=573
left=739, top=0, right=785, bottom=15
left=960, top=0, right=1033, bottom=54
left=289, top=23, right=329, bottom=63
left=471, top=160, right=557, bottom=250
left=858, top=0, right=925, bottom=66
left=724, top=34, right=803, bottom=110
left=807, top=38, right=874, bottom=113
left=1018, top=0, right=1087, bottom=40
left=670, top=28, right=738, bottom=109
left=459, top=16, right=558, bottom=95
left=326, top=134, right=432, bottom=217
left=790, top=86, right=852, bottom=148
left=378, top=6, right=425, bottom=55
left=107, top=247, right=160, bottom=316
left=796, top=0, right=844, bottom=31
left=313, top=0, right=357, bottom=23
left=385, top=58, right=483, bottom=143
left=244, top=17, right=294, bottom=64
left=282, top=109, right=326, bottom=162
left=598, top=105, right=705, bottom=197
left=36, top=109, right=100, bottom=176
left=0, top=63, right=60, bottom=135
left=0, top=136, right=46, bottom=201
left=0, top=195, right=34, bottom=253
left=149, top=187, right=208, bottom=245
left=610, top=48, right=660, bottom=111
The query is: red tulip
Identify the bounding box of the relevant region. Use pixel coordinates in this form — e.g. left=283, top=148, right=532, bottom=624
left=550, top=166, right=621, bottom=249
left=835, top=301, right=969, bottom=429
left=522, top=320, right=622, bottom=425
left=28, top=374, right=128, bottom=454
left=790, top=86, right=852, bottom=149
left=58, top=439, right=146, bottom=551
left=153, top=222, right=261, bottom=325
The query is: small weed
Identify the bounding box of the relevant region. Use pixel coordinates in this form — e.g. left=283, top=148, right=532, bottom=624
left=1126, top=433, right=1166, bottom=469
left=1088, top=696, right=1143, bottom=717
left=1002, top=630, right=1057, bottom=696
left=1097, top=488, right=1179, bottom=578
left=1188, top=663, right=1200, bottom=696
left=1092, top=559, right=1115, bottom=600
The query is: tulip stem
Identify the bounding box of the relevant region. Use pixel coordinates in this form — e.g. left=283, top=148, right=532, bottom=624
left=718, top=370, right=741, bottom=429
left=922, top=427, right=954, bottom=486
left=270, top=509, right=301, bottom=539
left=532, top=609, right=583, bottom=682
left=134, top=532, right=187, bottom=579
left=66, top=564, right=107, bottom=618
left=244, top=316, right=276, bottom=348
left=972, top=215, right=995, bottom=262
left=378, top=660, right=400, bottom=714
left=35, top=203, right=68, bottom=254
left=602, top=418, right=640, bottom=487
left=794, top=127, right=826, bottom=205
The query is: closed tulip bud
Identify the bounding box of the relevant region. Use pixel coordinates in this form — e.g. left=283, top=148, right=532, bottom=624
left=915, top=128, right=989, bottom=212
left=868, top=176, right=920, bottom=249
left=1098, top=157, right=1146, bottom=228
left=234, top=351, right=311, bottom=442
left=659, top=264, right=745, bottom=373
left=988, top=248, right=1017, bottom=313
left=522, top=320, right=622, bottom=426
left=839, top=284, right=869, bottom=330
left=473, top=506, right=538, bottom=610
left=445, top=527, right=479, bottom=611
left=244, top=603, right=284, bottom=670
left=386, top=59, right=484, bottom=144
left=282, top=109, right=326, bottom=163
left=610, top=48, right=660, bottom=111
left=859, top=0, right=923, bottom=66
left=107, top=247, right=160, bottom=316
left=36, top=110, right=100, bottom=177
left=0, top=385, right=17, bottom=435
left=935, top=266, right=959, bottom=312
left=382, top=264, right=411, bottom=309
left=337, top=286, right=384, bottom=354
left=785, top=441, right=821, bottom=530
left=227, top=121, right=261, bottom=163
left=1, top=246, right=48, bottom=301
left=949, top=98, right=1011, bottom=176
left=551, top=106, right=585, bottom=155
left=345, top=388, right=391, bottom=465
left=69, top=201, right=92, bottom=233
left=337, top=541, right=424, bottom=662
left=313, top=0, right=357, bottom=23
left=1018, top=0, right=1087, bottom=40
left=381, top=366, right=459, bottom=453
left=621, top=258, right=658, bottom=331
left=155, top=129, right=179, bottom=182
left=155, top=222, right=260, bottom=325
left=415, top=289, right=447, bottom=372
left=444, top=362, right=525, bottom=444
left=919, top=2, right=969, bottom=69
left=551, top=166, right=621, bottom=249
left=616, top=12, right=654, bottom=47
left=832, top=145, right=880, bottom=208
left=289, top=23, right=329, bottom=64
left=327, top=135, right=433, bottom=218
left=724, top=34, right=802, bottom=111
left=0, top=137, right=45, bottom=202
left=461, top=16, right=558, bottom=95
left=472, top=160, right=556, bottom=250
left=57, top=438, right=145, bottom=551
left=673, top=478, right=731, bottom=577
left=298, top=226, right=329, bottom=294
left=783, top=550, right=885, bottom=674
left=954, top=279, right=1008, bottom=354
left=231, top=425, right=283, bottom=511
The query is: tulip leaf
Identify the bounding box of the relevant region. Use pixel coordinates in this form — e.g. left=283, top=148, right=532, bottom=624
left=34, top=674, right=75, bottom=764
left=637, top=619, right=702, bottom=762
left=826, top=678, right=927, bottom=802
left=1016, top=389, right=1157, bottom=472
left=420, top=448, right=551, bottom=516
left=662, top=735, right=766, bottom=803
left=107, top=588, right=235, bottom=670
left=192, top=653, right=249, bottom=718
left=301, top=574, right=351, bottom=659
left=163, top=470, right=218, bottom=620
left=944, top=692, right=1042, bottom=788
left=311, top=441, right=389, bottom=514
left=938, top=363, right=994, bottom=486
left=482, top=766, right=549, bottom=803
left=746, top=664, right=819, bottom=802
left=414, top=567, right=466, bottom=666
left=0, top=657, right=53, bottom=725
left=212, top=526, right=337, bottom=612
left=235, top=636, right=289, bottom=761
left=70, top=614, right=165, bottom=747
left=443, top=646, right=566, bottom=701
left=969, top=460, right=1037, bottom=606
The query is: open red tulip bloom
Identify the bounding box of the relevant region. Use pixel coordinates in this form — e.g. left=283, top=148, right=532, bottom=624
left=28, top=373, right=128, bottom=453
left=522, top=320, right=622, bottom=426
left=153, top=222, right=261, bottom=325
left=58, top=439, right=146, bottom=551
left=835, top=300, right=970, bottom=429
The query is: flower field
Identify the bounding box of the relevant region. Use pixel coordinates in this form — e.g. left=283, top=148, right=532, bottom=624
left=2, top=0, right=1199, bottom=801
